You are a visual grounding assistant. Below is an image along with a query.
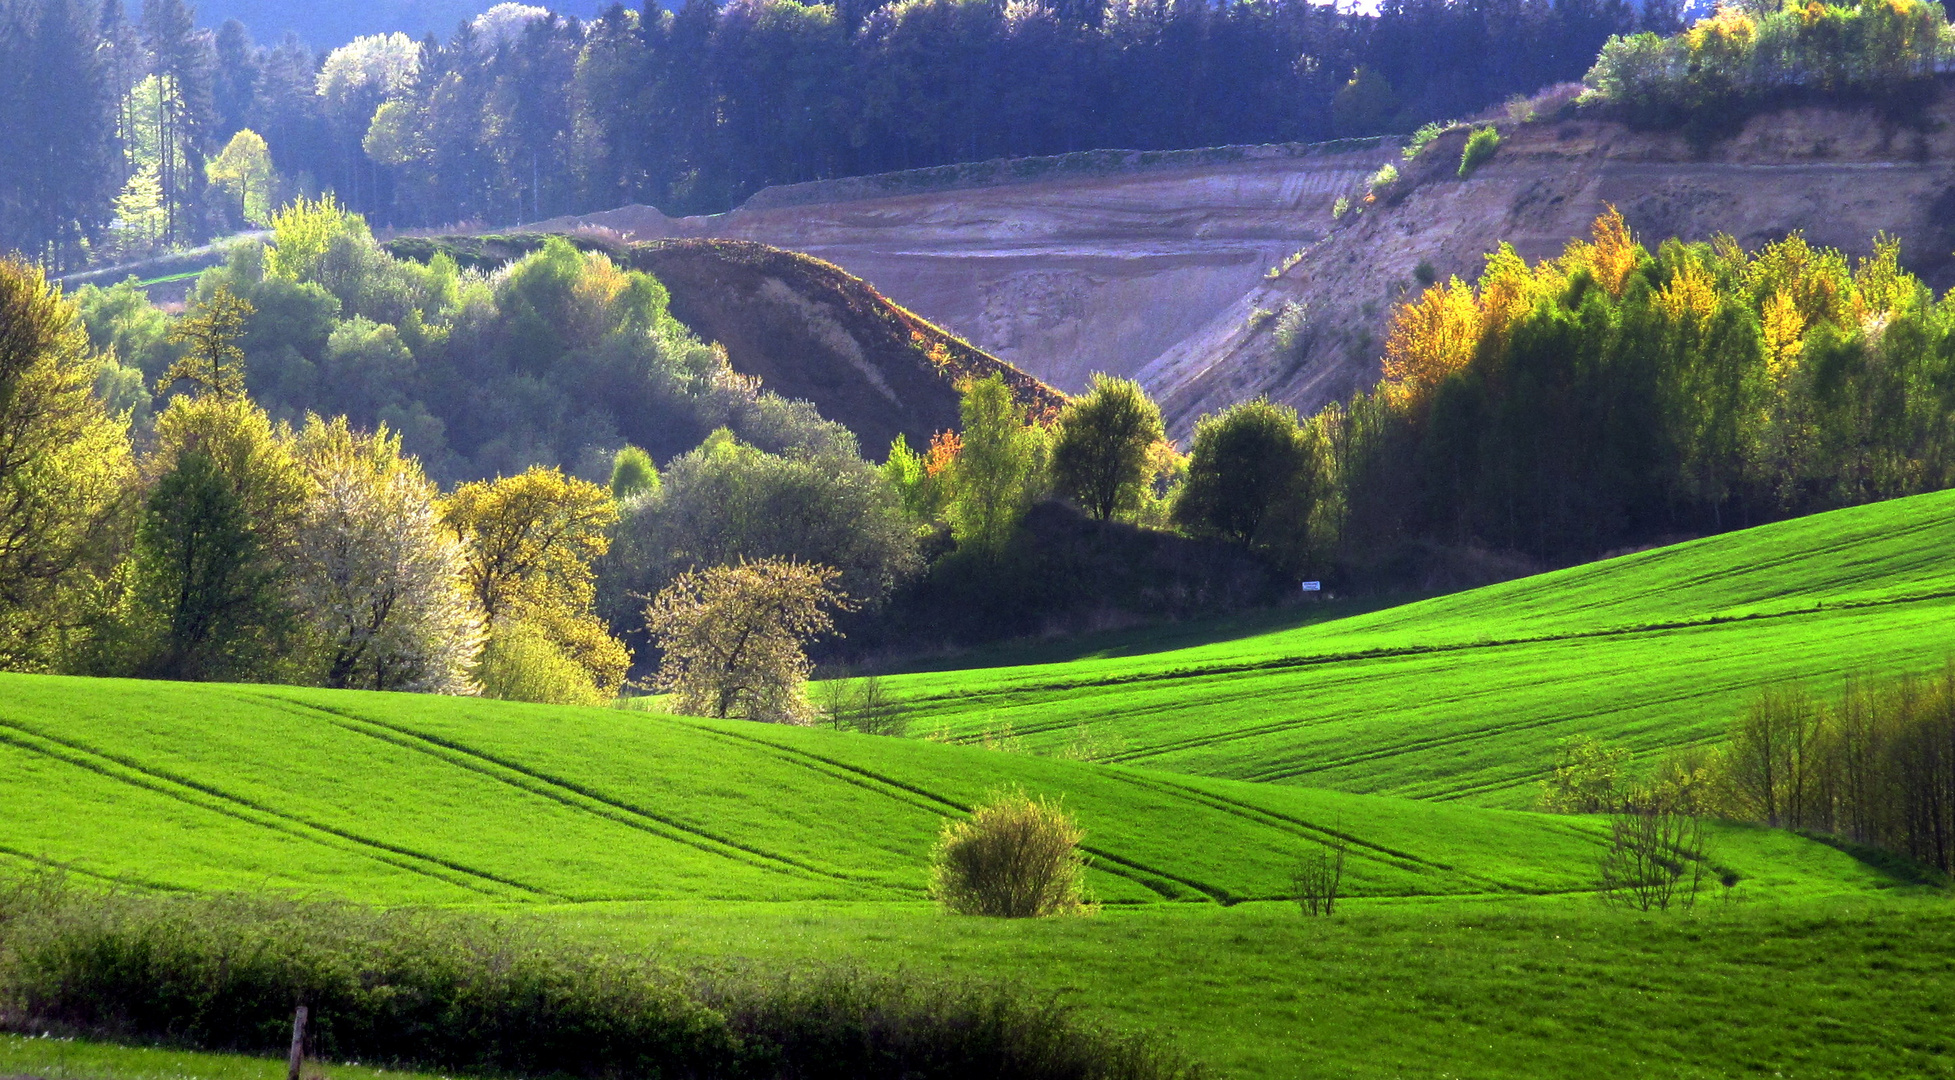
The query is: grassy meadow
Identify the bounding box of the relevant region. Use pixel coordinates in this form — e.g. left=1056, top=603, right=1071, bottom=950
left=874, top=488, right=1955, bottom=805
left=5, top=491, right=1955, bottom=1077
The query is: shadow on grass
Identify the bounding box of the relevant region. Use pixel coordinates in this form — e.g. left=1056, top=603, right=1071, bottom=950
left=869, top=591, right=1440, bottom=675
left=1797, top=831, right=1951, bottom=889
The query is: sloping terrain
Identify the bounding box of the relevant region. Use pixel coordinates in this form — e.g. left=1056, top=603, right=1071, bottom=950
left=386, top=234, right=1064, bottom=453
left=0, top=673, right=1885, bottom=907
left=880, top=489, right=1955, bottom=804
left=1147, top=90, right=1955, bottom=430
left=521, top=141, right=1397, bottom=395
left=529, top=86, right=1955, bottom=433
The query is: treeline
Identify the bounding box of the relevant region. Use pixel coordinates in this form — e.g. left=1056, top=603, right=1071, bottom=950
left=1544, top=664, right=1955, bottom=878
left=1266, top=211, right=1955, bottom=572
left=1583, top=0, right=1955, bottom=130
left=3, top=0, right=1673, bottom=264
left=0, top=213, right=902, bottom=703
left=73, top=198, right=842, bottom=483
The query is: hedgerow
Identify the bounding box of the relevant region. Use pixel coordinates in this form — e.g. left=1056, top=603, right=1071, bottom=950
left=0, top=881, right=1200, bottom=1080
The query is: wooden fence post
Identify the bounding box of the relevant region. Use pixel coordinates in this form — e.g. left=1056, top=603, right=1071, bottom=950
left=287, top=1005, right=309, bottom=1080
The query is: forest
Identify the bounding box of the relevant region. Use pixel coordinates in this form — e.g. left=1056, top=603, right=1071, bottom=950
left=1, top=0, right=1676, bottom=265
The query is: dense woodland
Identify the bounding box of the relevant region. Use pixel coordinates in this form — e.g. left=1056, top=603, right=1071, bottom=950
left=0, top=0, right=1678, bottom=265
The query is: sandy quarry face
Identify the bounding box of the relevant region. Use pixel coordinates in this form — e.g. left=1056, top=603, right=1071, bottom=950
left=1148, top=98, right=1955, bottom=434
left=539, top=91, right=1955, bottom=434
left=536, top=148, right=1396, bottom=395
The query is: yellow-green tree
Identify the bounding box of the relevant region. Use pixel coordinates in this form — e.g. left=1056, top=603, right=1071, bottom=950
left=0, top=258, right=135, bottom=671
left=644, top=557, right=851, bottom=723
left=120, top=393, right=310, bottom=681
left=945, top=375, right=1048, bottom=557
left=207, top=129, right=277, bottom=227
left=158, top=285, right=253, bottom=399
left=441, top=466, right=627, bottom=702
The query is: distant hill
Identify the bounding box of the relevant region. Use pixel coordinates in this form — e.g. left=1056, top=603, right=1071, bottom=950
left=385, top=233, right=1066, bottom=456
left=539, top=88, right=1955, bottom=436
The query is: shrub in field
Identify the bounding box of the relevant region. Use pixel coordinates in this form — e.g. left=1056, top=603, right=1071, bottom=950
left=1291, top=836, right=1347, bottom=916
left=0, top=880, right=1198, bottom=1080
left=815, top=674, right=907, bottom=735
left=1457, top=126, right=1499, bottom=177
left=931, top=791, right=1090, bottom=918
left=1597, top=798, right=1709, bottom=912
left=1538, top=735, right=1632, bottom=813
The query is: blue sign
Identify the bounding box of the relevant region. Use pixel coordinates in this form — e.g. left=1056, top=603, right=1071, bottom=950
left=1301, top=581, right=1322, bottom=592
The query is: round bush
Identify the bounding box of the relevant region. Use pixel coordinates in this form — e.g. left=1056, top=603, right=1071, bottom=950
left=930, top=792, right=1089, bottom=918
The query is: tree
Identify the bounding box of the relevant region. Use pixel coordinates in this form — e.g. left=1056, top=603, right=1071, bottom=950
left=129, top=448, right=287, bottom=681
left=0, top=258, right=135, bottom=670
left=644, top=557, right=852, bottom=723
left=142, top=0, right=216, bottom=245
left=945, top=375, right=1048, bottom=558
left=1537, top=735, right=1633, bottom=813
left=609, top=445, right=659, bottom=500
left=208, top=129, right=278, bottom=227
left=608, top=429, right=921, bottom=623
left=290, top=416, right=480, bottom=692
left=120, top=393, right=310, bottom=681
left=441, top=466, right=628, bottom=700
left=159, top=286, right=254, bottom=399
left=1172, top=398, right=1309, bottom=547
left=1050, top=373, right=1164, bottom=521
left=2, top=0, right=118, bottom=268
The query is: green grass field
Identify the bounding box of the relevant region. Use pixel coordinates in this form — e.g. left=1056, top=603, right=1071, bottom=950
left=5, top=492, right=1955, bottom=1078
left=875, top=488, right=1955, bottom=806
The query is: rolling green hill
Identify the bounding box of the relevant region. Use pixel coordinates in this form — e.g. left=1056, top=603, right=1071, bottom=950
left=6, top=493, right=1955, bottom=1080
left=0, top=674, right=1897, bottom=908
left=880, top=488, right=1955, bottom=805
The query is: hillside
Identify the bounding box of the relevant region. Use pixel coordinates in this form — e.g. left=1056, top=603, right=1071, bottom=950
left=0, top=672, right=1895, bottom=907
left=386, top=234, right=1065, bottom=454
left=877, top=489, right=1955, bottom=804
left=534, top=88, right=1955, bottom=433
left=517, top=141, right=1397, bottom=398
left=1148, top=88, right=1955, bottom=429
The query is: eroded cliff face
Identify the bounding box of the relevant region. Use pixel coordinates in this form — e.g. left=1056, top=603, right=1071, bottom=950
left=1146, top=94, right=1955, bottom=433
left=532, top=91, right=1955, bottom=436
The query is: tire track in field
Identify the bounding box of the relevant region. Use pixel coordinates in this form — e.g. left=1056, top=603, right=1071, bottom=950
left=1096, top=770, right=1494, bottom=883
left=0, top=720, right=544, bottom=899
left=0, top=843, right=188, bottom=890
left=250, top=695, right=909, bottom=895
left=677, top=721, right=1234, bottom=904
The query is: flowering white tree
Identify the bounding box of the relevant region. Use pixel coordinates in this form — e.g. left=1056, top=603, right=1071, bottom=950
left=292, top=416, right=480, bottom=693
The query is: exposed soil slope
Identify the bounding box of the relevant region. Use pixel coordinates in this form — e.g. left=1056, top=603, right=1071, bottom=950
left=1148, top=91, right=1955, bottom=431
left=386, top=234, right=1063, bottom=454
left=523, top=141, right=1399, bottom=395
left=528, top=91, right=1955, bottom=436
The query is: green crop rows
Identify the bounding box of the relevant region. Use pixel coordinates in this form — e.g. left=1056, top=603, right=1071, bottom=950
left=879, top=488, right=1955, bottom=805
left=5, top=492, right=1955, bottom=1079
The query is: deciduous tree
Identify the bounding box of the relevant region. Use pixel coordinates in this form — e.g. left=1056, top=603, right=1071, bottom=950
left=1050, top=373, right=1164, bottom=521
left=291, top=415, right=480, bottom=692
left=0, top=258, right=134, bottom=670
left=644, top=557, right=852, bottom=723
